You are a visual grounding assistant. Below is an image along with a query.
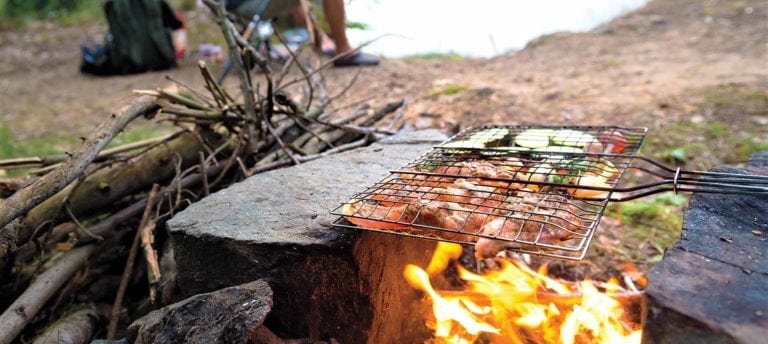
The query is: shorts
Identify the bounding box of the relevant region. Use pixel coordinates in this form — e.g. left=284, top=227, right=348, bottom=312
left=226, top=0, right=300, bottom=21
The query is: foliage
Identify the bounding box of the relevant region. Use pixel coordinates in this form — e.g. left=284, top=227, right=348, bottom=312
left=605, top=192, right=688, bottom=264
left=404, top=51, right=465, bottom=60
left=345, top=20, right=368, bottom=30
left=0, top=125, right=75, bottom=159
left=0, top=0, right=103, bottom=26
left=642, top=84, right=768, bottom=170
left=428, top=84, right=466, bottom=98
left=0, top=124, right=171, bottom=176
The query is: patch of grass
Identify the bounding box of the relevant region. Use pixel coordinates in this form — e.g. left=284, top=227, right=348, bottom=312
left=701, top=83, right=768, bottom=116
left=403, top=51, right=466, bottom=60
left=345, top=20, right=369, bottom=31
left=605, top=192, right=688, bottom=263
left=641, top=84, right=768, bottom=169
left=0, top=125, right=76, bottom=160
left=643, top=121, right=766, bottom=169
left=428, top=84, right=467, bottom=98
left=0, top=124, right=173, bottom=177
left=0, top=0, right=104, bottom=27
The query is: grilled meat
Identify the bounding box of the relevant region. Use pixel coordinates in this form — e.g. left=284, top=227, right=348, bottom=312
left=343, top=161, right=587, bottom=258
left=474, top=192, right=585, bottom=261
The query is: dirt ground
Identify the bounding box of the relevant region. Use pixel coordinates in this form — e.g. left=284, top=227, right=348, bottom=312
left=1, top=0, right=765, bottom=139
left=0, top=0, right=766, bottom=272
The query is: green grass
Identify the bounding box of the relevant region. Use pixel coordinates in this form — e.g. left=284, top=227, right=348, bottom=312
left=0, top=124, right=173, bottom=177
left=643, top=120, right=767, bottom=169
left=0, top=0, right=104, bottom=27
left=428, top=84, right=467, bottom=98
left=641, top=84, right=768, bottom=169
left=605, top=192, right=688, bottom=263
left=0, top=125, right=76, bottom=160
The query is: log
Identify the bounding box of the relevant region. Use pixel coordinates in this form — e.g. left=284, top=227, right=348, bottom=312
left=32, top=304, right=105, bottom=344
left=0, top=129, right=223, bottom=271
left=643, top=152, right=768, bottom=344
left=0, top=97, right=158, bottom=270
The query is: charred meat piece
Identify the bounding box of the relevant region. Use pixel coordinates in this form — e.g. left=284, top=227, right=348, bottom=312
left=474, top=192, right=586, bottom=260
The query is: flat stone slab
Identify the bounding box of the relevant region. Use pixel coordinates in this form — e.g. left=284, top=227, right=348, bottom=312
left=168, top=129, right=446, bottom=247
left=166, top=129, right=447, bottom=342
left=644, top=152, right=768, bottom=344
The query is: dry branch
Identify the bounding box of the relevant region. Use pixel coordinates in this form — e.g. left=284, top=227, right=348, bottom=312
left=1, top=129, right=222, bottom=271
left=0, top=97, right=158, bottom=272
left=31, top=304, right=104, bottom=344
left=107, top=184, right=159, bottom=339
left=0, top=96, right=157, bottom=229
left=0, top=244, right=96, bottom=343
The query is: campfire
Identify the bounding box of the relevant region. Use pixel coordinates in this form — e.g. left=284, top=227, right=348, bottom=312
left=404, top=242, right=644, bottom=343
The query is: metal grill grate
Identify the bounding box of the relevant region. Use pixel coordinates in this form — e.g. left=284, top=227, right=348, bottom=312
left=331, top=125, right=649, bottom=260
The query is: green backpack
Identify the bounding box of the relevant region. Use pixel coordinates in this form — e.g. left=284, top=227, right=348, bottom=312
left=83, top=0, right=179, bottom=75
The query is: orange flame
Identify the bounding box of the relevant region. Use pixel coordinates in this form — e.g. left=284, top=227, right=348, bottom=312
left=403, top=242, right=643, bottom=343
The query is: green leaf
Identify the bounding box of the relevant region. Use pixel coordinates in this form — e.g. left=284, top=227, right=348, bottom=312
left=663, top=147, right=688, bottom=164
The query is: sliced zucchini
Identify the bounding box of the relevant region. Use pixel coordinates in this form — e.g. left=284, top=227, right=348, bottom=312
left=542, top=146, right=584, bottom=154
left=514, top=129, right=554, bottom=148
left=469, top=128, right=509, bottom=142
left=441, top=140, right=485, bottom=149
left=552, top=129, right=596, bottom=147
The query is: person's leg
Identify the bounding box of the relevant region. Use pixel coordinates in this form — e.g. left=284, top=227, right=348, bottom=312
left=321, top=0, right=352, bottom=54
left=321, top=0, right=379, bottom=66
left=291, top=2, right=335, bottom=54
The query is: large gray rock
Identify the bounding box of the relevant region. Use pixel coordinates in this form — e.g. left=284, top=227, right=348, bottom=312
left=166, top=129, right=447, bottom=343
left=644, top=152, right=768, bottom=344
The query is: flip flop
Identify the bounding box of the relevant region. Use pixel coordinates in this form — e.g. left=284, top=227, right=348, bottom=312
left=333, top=52, right=380, bottom=67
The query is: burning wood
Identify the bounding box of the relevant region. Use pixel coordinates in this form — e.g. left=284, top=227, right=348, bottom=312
left=404, top=242, right=644, bottom=343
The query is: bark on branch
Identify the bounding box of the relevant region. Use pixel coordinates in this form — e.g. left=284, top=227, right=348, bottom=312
left=0, top=244, right=97, bottom=344
left=0, top=96, right=157, bottom=229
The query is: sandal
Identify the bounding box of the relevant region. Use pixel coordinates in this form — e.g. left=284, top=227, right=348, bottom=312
left=333, top=52, right=380, bottom=67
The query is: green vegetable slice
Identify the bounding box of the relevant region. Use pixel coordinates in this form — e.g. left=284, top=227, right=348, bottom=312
left=514, top=129, right=554, bottom=148
left=541, top=146, right=584, bottom=153
left=552, top=129, right=596, bottom=147
left=441, top=140, right=485, bottom=149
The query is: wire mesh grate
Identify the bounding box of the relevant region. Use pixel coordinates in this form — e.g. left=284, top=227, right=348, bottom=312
left=331, top=125, right=648, bottom=260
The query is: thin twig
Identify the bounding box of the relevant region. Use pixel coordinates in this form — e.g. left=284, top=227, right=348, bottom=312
left=386, top=97, right=408, bottom=131
left=280, top=34, right=392, bottom=89
left=324, top=67, right=362, bottom=107
left=199, top=152, right=210, bottom=197
left=139, top=196, right=161, bottom=303
left=156, top=89, right=212, bottom=111
left=165, top=75, right=215, bottom=107
left=203, top=0, right=263, bottom=155
left=272, top=29, right=314, bottom=108
left=107, top=184, right=160, bottom=339
left=64, top=203, right=103, bottom=241
left=261, top=113, right=300, bottom=165
left=209, top=130, right=246, bottom=189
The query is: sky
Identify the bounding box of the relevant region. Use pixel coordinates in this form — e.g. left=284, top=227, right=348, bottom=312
left=344, top=0, right=648, bottom=58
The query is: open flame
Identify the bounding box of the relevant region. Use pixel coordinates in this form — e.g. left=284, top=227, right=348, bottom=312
left=404, top=242, right=643, bottom=343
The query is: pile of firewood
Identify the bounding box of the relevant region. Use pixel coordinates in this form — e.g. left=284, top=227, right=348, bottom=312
left=0, top=1, right=402, bottom=342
